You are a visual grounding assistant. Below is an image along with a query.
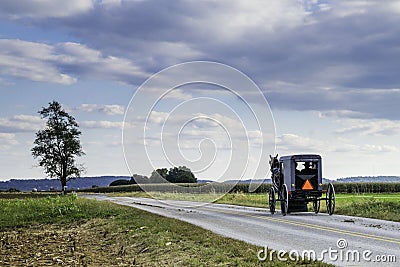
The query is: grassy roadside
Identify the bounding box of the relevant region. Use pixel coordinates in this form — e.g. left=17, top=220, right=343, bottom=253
left=0, top=195, right=331, bottom=266
left=0, top=192, right=59, bottom=199
left=109, top=191, right=400, bottom=222
left=333, top=194, right=400, bottom=222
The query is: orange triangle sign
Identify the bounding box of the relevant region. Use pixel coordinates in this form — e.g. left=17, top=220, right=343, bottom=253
left=302, top=179, right=314, bottom=190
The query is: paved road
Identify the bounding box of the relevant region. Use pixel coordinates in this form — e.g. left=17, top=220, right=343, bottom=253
left=82, top=195, right=400, bottom=266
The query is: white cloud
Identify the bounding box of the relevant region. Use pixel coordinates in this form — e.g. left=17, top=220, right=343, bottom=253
left=277, top=133, right=326, bottom=153
left=0, top=115, right=43, bottom=133
left=190, top=0, right=306, bottom=41
left=0, top=39, right=77, bottom=85
left=161, top=89, right=193, bottom=101
left=98, top=105, right=125, bottom=116
left=146, top=111, right=169, bottom=125
left=148, top=42, right=204, bottom=62
left=277, top=132, right=399, bottom=155
left=80, top=120, right=123, bottom=129
left=0, top=133, right=18, bottom=150
left=142, top=111, right=271, bottom=161
left=99, top=0, right=122, bottom=7
left=318, top=110, right=370, bottom=119
left=0, top=132, right=16, bottom=139
left=388, top=1, right=400, bottom=14
left=0, top=39, right=146, bottom=85
left=76, top=104, right=125, bottom=115
left=333, top=1, right=376, bottom=17
left=55, top=42, right=147, bottom=83
left=0, top=0, right=93, bottom=19
left=143, top=111, right=246, bottom=133
left=336, top=119, right=400, bottom=136
left=360, top=144, right=398, bottom=153
left=265, top=81, right=400, bottom=120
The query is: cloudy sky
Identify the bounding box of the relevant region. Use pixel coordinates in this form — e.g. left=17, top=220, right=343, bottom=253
left=1, top=0, right=400, bottom=181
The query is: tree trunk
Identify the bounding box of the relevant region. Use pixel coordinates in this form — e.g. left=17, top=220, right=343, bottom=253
left=61, top=161, right=67, bottom=195
left=61, top=176, right=67, bottom=195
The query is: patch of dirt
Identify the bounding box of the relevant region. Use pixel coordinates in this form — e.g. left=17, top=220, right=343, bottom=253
left=0, top=219, right=136, bottom=266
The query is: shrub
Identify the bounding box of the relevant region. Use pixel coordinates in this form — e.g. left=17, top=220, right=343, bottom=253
left=7, top=188, right=20, bottom=192
left=109, top=179, right=132, bottom=186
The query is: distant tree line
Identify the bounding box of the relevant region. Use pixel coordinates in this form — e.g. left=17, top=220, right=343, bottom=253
left=109, top=166, right=197, bottom=186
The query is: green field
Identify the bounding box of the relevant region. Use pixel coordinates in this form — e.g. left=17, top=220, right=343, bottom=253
left=110, top=191, right=400, bottom=222
left=0, top=194, right=331, bottom=266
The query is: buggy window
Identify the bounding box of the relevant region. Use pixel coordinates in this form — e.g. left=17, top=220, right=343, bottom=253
left=295, top=161, right=318, bottom=173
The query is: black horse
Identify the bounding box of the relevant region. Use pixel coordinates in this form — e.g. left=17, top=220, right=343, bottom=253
left=269, top=154, right=282, bottom=189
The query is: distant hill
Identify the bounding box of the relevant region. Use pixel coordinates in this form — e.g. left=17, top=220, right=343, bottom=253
left=0, top=176, right=130, bottom=192
left=1, top=175, right=399, bottom=192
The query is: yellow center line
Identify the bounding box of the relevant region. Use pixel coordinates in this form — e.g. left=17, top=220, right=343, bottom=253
left=199, top=206, right=400, bottom=245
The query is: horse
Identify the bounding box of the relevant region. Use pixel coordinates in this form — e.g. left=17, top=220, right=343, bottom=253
left=269, top=154, right=281, bottom=189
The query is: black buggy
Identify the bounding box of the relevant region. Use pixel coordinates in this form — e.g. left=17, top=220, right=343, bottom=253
left=268, top=154, right=335, bottom=216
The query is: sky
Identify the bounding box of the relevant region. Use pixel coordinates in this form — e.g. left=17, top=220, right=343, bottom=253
left=1, top=0, right=400, bottom=181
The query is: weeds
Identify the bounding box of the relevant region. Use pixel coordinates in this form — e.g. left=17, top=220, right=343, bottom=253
left=335, top=197, right=400, bottom=222
left=0, top=194, right=117, bottom=228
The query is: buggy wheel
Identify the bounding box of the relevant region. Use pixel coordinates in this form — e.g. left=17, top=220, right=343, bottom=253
left=269, top=187, right=276, bottom=214
left=326, top=183, right=336, bottom=215
left=280, top=184, right=288, bottom=216
left=313, top=198, right=320, bottom=214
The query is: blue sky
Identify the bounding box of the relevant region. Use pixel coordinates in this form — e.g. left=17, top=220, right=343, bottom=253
left=1, top=0, right=400, bottom=181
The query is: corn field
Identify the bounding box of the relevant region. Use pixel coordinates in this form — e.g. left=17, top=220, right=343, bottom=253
left=80, top=182, right=400, bottom=194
